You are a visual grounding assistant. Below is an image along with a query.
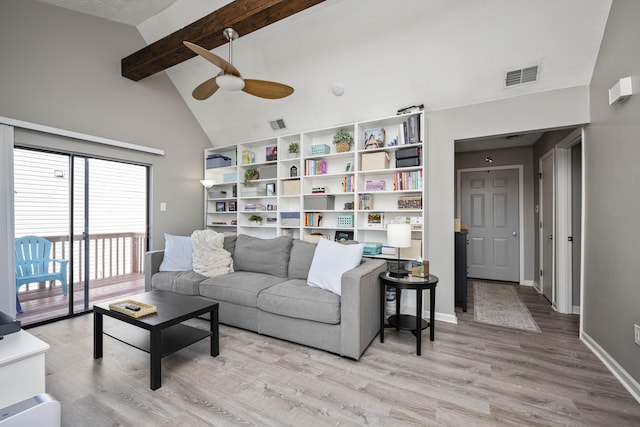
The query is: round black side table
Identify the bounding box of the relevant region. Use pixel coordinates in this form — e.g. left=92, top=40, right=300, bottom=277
left=379, top=272, right=438, bottom=355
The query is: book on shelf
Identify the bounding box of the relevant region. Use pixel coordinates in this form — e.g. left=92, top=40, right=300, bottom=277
left=305, top=159, right=327, bottom=176
left=242, top=150, right=255, bottom=164
left=305, top=212, right=323, bottom=227
left=407, top=114, right=420, bottom=143
left=398, top=196, right=422, bottom=209
left=365, top=180, right=385, bottom=192
left=393, top=170, right=423, bottom=190
left=359, top=193, right=374, bottom=210
left=341, top=175, right=354, bottom=193
left=366, top=211, right=384, bottom=228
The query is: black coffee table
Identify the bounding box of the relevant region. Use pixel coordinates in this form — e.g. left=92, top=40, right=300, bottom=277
left=93, top=290, right=219, bottom=390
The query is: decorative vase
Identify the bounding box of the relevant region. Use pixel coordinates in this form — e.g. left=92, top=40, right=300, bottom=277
left=335, top=141, right=350, bottom=153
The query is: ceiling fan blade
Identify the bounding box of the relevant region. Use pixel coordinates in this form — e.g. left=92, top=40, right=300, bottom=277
left=183, top=41, right=241, bottom=76
left=242, top=79, right=294, bottom=99
left=192, top=77, right=219, bottom=100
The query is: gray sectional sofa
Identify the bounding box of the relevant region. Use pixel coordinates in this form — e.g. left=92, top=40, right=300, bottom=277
left=145, top=234, right=387, bottom=360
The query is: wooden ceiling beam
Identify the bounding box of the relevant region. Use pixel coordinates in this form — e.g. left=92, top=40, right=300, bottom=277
left=122, top=0, right=325, bottom=81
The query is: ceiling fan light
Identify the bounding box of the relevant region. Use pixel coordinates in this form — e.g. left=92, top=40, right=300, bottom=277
left=216, top=74, right=245, bottom=91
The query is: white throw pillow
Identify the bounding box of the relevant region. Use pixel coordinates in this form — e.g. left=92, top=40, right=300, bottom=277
left=191, top=229, right=232, bottom=277
left=307, top=239, right=364, bottom=296
left=159, top=234, right=193, bottom=271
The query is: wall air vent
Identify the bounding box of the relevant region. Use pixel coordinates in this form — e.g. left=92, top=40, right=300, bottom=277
left=505, top=65, right=539, bottom=87
left=269, top=118, right=287, bottom=131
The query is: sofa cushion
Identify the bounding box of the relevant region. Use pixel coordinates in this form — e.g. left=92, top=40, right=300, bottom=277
left=191, top=230, right=232, bottom=277
left=233, top=235, right=292, bottom=278
left=307, top=239, right=364, bottom=296
left=199, top=271, right=287, bottom=308
left=258, top=279, right=340, bottom=325
left=287, top=239, right=317, bottom=280
left=158, top=234, right=193, bottom=271
left=223, top=232, right=237, bottom=256
left=151, top=271, right=205, bottom=295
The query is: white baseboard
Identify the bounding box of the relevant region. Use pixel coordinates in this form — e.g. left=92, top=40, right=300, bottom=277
left=431, top=311, right=458, bottom=324
left=581, top=331, right=640, bottom=403
left=572, top=305, right=580, bottom=315
left=522, top=280, right=535, bottom=287
left=532, top=281, right=541, bottom=293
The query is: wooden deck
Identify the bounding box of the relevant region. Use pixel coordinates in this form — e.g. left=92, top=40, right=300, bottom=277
left=16, top=273, right=145, bottom=326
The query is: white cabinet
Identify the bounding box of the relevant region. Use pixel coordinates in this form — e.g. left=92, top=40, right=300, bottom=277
left=202, top=111, right=426, bottom=260
left=0, top=330, right=50, bottom=408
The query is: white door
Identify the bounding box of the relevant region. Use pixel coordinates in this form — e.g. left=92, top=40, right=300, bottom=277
left=461, top=169, right=520, bottom=282
left=541, top=153, right=554, bottom=303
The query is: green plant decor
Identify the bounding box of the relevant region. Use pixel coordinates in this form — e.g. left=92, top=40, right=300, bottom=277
left=248, top=214, right=263, bottom=223
left=288, top=141, right=299, bottom=154
left=332, top=129, right=354, bottom=146
left=244, top=167, right=259, bottom=185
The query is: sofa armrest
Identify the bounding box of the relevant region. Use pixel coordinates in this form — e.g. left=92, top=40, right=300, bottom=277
left=144, top=250, right=165, bottom=291
left=339, top=257, right=387, bottom=359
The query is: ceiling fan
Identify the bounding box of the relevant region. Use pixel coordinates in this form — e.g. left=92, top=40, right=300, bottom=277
left=183, top=28, right=294, bottom=100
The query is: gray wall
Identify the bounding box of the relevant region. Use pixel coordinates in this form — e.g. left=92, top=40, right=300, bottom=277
left=427, top=86, right=589, bottom=319
left=583, top=0, right=640, bottom=382
left=0, top=0, right=211, bottom=248
left=455, top=146, right=535, bottom=283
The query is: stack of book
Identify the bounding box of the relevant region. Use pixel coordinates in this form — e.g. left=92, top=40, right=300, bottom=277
left=305, top=159, right=327, bottom=175
left=304, top=212, right=323, bottom=227
left=365, top=180, right=385, bottom=191
left=393, top=170, right=423, bottom=190
left=342, top=176, right=354, bottom=192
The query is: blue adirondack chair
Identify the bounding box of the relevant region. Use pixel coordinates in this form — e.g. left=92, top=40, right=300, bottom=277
left=15, top=236, right=69, bottom=314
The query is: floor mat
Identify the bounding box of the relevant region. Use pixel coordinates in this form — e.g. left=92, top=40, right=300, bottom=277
left=474, top=282, right=541, bottom=332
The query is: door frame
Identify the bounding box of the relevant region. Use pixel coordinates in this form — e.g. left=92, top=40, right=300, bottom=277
left=456, top=165, right=524, bottom=285
left=539, top=149, right=555, bottom=306
left=554, top=128, right=583, bottom=315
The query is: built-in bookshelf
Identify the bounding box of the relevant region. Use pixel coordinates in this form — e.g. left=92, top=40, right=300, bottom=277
left=202, top=111, right=426, bottom=260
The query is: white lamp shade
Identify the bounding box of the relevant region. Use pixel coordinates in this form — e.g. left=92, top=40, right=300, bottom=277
left=387, top=223, right=412, bottom=248
left=200, top=179, right=215, bottom=188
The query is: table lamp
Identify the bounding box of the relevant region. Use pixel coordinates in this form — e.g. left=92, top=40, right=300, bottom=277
left=387, top=223, right=412, bottom=277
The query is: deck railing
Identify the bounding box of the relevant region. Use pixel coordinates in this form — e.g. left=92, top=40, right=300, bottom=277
left=38, top=232, right=146, bottom=284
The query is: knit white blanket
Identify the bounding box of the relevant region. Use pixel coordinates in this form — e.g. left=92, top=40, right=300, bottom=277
left=191, top=229, right=232, bottom=277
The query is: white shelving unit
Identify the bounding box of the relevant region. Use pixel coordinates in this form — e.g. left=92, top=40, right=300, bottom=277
left=203, top=111, right=426, bottom=260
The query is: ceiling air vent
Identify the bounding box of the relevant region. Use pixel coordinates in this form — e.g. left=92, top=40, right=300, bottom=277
left=269, top=118, right=287, bottom=131
left=505, top=65, right=539, bottom=87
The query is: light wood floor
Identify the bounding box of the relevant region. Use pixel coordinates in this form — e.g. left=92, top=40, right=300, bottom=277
left=28, top=281, right=640, bottom=426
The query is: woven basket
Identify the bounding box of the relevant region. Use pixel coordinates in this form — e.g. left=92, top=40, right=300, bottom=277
left=335, top=141, right=351, bottom=153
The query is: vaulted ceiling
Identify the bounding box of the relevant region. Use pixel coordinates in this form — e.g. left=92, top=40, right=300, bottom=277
left=37, top=0, right=612, bottom=147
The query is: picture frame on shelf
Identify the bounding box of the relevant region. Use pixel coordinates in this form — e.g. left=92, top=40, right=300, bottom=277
left=216, top=202, right=226, bottom=212
left=266, top=183, right=276, bottom=196
left=345, top=161, right=352, bottom=172
left=364, top=128, right=385, bottom=150
left=366, top=211, right=384, bottom=228
left=228, top=201, right=237, bottom=211
left=266, top=145, right=278, bottom=162
left=334, top=230, right=354, bottom=243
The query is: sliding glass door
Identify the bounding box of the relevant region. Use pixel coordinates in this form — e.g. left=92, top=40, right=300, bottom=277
left=14, top=148, right=148, bottom=325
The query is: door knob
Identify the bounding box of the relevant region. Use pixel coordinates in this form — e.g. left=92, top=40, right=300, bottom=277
left=512, top=232, right=518, bottom=237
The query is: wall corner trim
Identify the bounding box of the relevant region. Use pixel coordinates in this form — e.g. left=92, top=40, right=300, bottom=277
left=0, top=116, right=165, bottom=156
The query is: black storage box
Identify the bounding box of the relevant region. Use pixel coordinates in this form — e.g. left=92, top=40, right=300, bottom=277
left=0, top=311, right=21, bottom=336
left=206, top=154, right=232, bottom=169
left=396, top=146, right=421, bottom=159
left=396, top=156, right=421, bottom=168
